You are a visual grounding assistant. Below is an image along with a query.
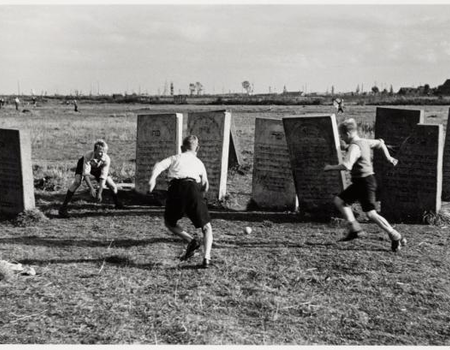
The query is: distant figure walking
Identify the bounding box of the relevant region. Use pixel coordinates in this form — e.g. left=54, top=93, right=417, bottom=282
left=14, top=97, right=20, bottom=110
left=73, top=99, right=78, bottom=112
left=333, top=98, right=344, bottom=113
left=0, top=98, right=4, bottom=109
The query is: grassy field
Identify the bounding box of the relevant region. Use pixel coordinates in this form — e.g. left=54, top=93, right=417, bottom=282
left=0, top=101, right=449, bottom=345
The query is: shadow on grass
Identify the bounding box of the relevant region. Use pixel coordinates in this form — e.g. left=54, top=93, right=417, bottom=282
left=0, top=236, right=178, bottom=248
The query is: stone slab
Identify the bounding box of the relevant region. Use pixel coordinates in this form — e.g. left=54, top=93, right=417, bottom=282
left=282, top=114, right=345, bottom=219
left=374, top=107, right=424, bottom=195
left=187, top=110, right=231, bottom=201
left=0, top=128, right=35, bottom=214
left=380, top=124, right=443, bottom=223
left=135, top=113, right=182, bottom=194
left=251, top=117, right=297, bottom=211
left=442, top=108, right=450, bottom=201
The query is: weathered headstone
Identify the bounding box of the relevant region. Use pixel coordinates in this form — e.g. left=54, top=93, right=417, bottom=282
left=442, top=108, right=450, bottom=201
left=135, top=113, right=182, bottom=195
left=228, top=116, right=243, bottom=169
left=0, top=129, right=35, bottom=214
left=380, top=124, right=443, bottom=222
left=282, top=114, right=345, bottom=219
left=187, top=110, right=231, bottom=201
left=374, top=107, right=424, bottom=194
left=252, top=117, right=297, bottom=211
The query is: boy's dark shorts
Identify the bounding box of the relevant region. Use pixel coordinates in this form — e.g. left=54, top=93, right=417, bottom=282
left=75, top=157, right=102, bottom=181
left=338, top=174, right=377, bottom=212
left=164, top=178, right=211, bottom=228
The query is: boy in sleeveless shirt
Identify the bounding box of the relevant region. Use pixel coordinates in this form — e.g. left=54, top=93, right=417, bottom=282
left=324, top=118, right=406, bottom=252
left=148, top=135, right=213, bottom=268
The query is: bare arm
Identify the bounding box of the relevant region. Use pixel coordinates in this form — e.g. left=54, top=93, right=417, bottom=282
left=372, top=139, right=398, bottom=166
left=148, top=157, right=172, bottom=193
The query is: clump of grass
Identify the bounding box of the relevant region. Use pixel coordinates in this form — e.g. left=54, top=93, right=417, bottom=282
left=422, top=210, right=450, bottom=226
left=13, top=208, right=48, bottom=227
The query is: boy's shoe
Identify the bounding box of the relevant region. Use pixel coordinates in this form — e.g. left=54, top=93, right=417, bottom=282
left=200, top=258, right=211, bottom=269
left=391, top=237, right=407, bottom=252
left=58, top=208, right=70, bottom=218
left=340, top=221, right=364, bottom=241
left=180, top=238, right=200, bottom=261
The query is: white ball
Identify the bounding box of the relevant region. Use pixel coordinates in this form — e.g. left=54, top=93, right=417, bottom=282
left=244, top=226, right=252, bottom=234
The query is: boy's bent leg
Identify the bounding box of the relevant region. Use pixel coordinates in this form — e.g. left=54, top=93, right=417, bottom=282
left=334, top=196, right=363, bottom=241
left=164, top=220, right=200, bottom=261
left=105, top=177, right=124, bottom=209
left=59, top=175, right=82, bottom=217
left=201, top=222, right=213, bottom=268
left=366, top=210, right=406, bottom=252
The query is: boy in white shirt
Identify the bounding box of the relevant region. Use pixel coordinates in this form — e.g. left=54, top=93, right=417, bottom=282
left=148, top=135, right=213, bottom=268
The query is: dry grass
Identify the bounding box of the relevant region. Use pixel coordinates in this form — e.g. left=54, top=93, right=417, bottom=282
left=0, top=101, right=450, bottom=344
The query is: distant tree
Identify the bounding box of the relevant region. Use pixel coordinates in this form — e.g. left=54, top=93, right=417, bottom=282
left=423, top=84, right=430, bottom=95
left=355, top=84, right=360, bottom=95
left=381, top=88, right=388, bottom=95
left=389, top=85, right=394, bottom=95
left=331, top=85, right=335, bottom=96
left=283, top=85, right=287, bottom=94
left=242, top=81, right=252, bottom=94
left=195, top=82, right=203, bottom=95
left=170, top=82, right=174, bottom=96
left=371, top=86, right=379, bottom=94
left=189, top=83, right=196, bottom=96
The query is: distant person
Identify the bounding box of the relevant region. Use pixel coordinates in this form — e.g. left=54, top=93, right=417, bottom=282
left=32, top=96, right=37, bottom=107
left=324, top=118, right=406, bottom=252
left=59, top=139, right=124, bottom=218
left=73, top=99, right=78, bottom=112
left=0, top=98, right=4, bottom=109
left=14, top=97, right=20, bottom=110
left=333, top=98, right=344, bottom=113
left=148, top=135, right=213, bottom=268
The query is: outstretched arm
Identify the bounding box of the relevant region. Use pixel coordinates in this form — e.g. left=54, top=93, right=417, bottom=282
left=148, top=157, right=172, bottom=193
left=374, top=139, right=398, bottom=166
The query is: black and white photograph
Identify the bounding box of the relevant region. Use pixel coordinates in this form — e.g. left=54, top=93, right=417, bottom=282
left=0, top=1, right=449, bottom=346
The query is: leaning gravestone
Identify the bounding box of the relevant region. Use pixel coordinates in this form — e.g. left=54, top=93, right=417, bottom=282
left=252, top=117, right=297, bottom=211
left=135, top=113, right=182, bottom=195
left=187, top=110, right=231, bottom=201
left=374, top=107, right=424, bottom=194
left=380, top=124, right=443, bottom=223
left=442, top=108, right=450, bottom=201
left=0, top=128, right=35, bottom=214
left=282, top=114, right=345, bottom=219
left=228, top=115, right=243, bottom=169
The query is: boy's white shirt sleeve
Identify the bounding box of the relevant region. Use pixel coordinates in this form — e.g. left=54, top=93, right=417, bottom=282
left=341, top=144, right=361, bottom=170
left=151, top=156, right=173, bottom=179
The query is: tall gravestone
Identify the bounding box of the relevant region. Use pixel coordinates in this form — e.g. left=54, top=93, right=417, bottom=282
left=282, top=114, right=345, bottom=219
left=252, top=117, right=297, bottom=211
left=0, top=129, right=35, bottom=214
left=187, top=110, right=231, bottom=201
left=442, top=108, right=450, bottom=201
left=135, top=113, right=182, bottom=194
left=374, top=107, right=424, bottom=194
left=228, top=116, right=243, bottom=169
left=380, top=124, right=443, bottom=222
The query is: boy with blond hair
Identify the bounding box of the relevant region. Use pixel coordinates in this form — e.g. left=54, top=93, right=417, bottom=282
left=324, top=118, right=406, bottom=252
left=59, top=139, right=124, bottom=217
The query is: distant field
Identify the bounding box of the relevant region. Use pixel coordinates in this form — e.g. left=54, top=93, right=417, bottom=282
left=0, top=102, right=449, bottom=345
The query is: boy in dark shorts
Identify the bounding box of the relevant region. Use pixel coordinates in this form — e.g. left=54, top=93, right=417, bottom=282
left=324, top=118, right=406, bottom=252
left=59, top=139, right=124, bottom=217
left=148, top=135, right=213, bottom=268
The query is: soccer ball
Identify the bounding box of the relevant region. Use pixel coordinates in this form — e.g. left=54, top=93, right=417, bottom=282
left=244, top=226, right=252, bottom=234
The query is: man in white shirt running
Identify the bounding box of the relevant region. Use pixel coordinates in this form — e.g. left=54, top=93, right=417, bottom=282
left=148, top=135, right=213, bottom=268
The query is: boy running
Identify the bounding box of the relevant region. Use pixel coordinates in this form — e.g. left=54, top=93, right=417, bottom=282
left=148, top=135, right=213, bottom=268
left=324, top=118, right=406, bottom=252
left=59, top=139, right=124, bottom=217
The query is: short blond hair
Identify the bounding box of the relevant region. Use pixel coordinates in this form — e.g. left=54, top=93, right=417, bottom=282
left=338, top=118, right=358, bottom=134
left=182, top=135, right=199, bottom=151
left=94, top=139, right=108, bottom=152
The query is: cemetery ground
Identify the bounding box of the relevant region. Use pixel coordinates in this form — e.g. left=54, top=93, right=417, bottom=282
left=0, top=102, right=450, bottom=345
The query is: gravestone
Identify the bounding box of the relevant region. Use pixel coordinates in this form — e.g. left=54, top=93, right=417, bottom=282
left=135, top=113, right=182, bottom=195
left=0, top=129, right=35, bottom=214
left=374, top=107, right=424, bottom=194
left=228, top=116, right=243, bottom=169
left=187, top=110, right=231, bottom=201
left=252, top=117, right=297, bottom=211
left=380, top=124, right=443, bottom=223
left=282, top=114, right=345, bottom=219
left=442, top=108, right=450, bottom=201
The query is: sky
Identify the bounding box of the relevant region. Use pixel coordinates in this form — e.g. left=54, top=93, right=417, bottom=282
left=1, top=3, right=450, bottom=95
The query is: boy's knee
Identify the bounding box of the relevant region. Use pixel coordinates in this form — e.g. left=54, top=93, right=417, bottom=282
left=334, top=196, right=346, bottom=208
left=201, top=222, right=212, bottom=233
